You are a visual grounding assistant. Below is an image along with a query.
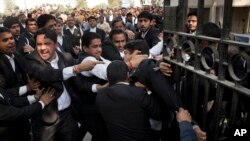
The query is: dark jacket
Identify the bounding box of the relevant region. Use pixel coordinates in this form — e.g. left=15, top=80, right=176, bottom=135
left=84, top=28, right=106, bottom=41
left=25, top=51, right=76, bottom=123
left=0, top=52, right=28, bottom=96
left=96, top=83, right=162, bottom=141
left=0, top=87, right=42, bottom=141
left=135, top=28, right=160, bottom=49
left=101, top=40, right=123, bottom=61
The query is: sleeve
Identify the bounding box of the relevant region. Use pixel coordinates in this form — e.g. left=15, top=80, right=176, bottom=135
left=74, top=74, right=96, bottom=93
left=138, top=89, right=162, bottom=120
left=19, top=85, right=28, bottom=96
left=81, top=56, right=109, bottom=80
left=151, top=30, right=161, bottom=47
left=24, top=57, right=64, bottom=82
left=179, top=121, right=198, bottom=141
left=0, top=102, right=42, bottom=121
left=63, top=66, right=75, bottom=80
left=102, top=43, right=123, bottom=61
left=150, top=40, right=163, bottom=57
left=132, top=60, right=182, bottom=111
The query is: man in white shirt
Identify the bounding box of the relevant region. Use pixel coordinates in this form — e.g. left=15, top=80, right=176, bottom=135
left=24, top=27, right=102, bottom=141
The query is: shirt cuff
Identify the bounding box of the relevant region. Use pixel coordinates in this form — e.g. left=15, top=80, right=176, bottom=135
left=27, top=95, right=37, bottom=104
left=92, top=84, right=97, bottom=93
left=63, top=66, right=75, bottom=80
left=38, top=101, right=45, bottom=109
left=19, top=86, right=28, bottom=96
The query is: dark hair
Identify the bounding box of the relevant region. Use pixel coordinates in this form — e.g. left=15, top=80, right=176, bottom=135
left=126, top=12, right=132, bottom=17
left=111, top=18, right=125, bottom=28
left=201, top=22, right=221, bottom=38
left=137, top=11, right=153, bottom=21
left=109, top=29, right=127, bottom=40
left=187, top=12, right=197, bottom=18
left=0, top=27, right=11, bottom=34
left=25, top=18, right=36, bottom=26
left=35, top=27, right=57, bottom=43
left=124, top=40, right=149, bottom=55
left=107, top=60, right=128, bottom=85
left=81, top=32, right=101, bottom=47
left=88, top=16, right=97, bottom=21
left=3, top=16, right=19, bottom=28
left=37, top=14, right=56, bottom=28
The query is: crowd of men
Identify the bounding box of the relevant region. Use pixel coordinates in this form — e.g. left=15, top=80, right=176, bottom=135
left=1, top=5, right=240, bottom=141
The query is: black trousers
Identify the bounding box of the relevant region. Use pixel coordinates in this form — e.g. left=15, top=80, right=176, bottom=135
left=79, top=114, right=109, bottom=141
left=32, top=108, right=78, bottom=141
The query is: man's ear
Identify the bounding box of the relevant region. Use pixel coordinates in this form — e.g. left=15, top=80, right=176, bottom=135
left=83, top=46, right=87, bottom=52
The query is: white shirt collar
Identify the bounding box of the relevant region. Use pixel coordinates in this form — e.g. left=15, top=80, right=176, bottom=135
left=90, top=27, right=97, bottom=32
left=141, top=30, right=149, bottom=38
left=5, top=54, right=14, bottom=59
left=48, top=53, right=59, bottom=66
left=66, top=25, right=77, bottom=30
left=116, top=82, right=129, bottom=85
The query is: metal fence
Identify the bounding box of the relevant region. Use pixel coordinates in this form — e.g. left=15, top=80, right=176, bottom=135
left=163, top=0, right=250, bottom=140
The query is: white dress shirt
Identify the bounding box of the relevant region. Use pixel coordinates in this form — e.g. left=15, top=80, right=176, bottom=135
left=90, top=27, right=97, bottom=33
left=48, top=53, right=72, bottom=111
left=150, top=40, right=163, bottom=57
left=81, top=56, right=111, bottom=92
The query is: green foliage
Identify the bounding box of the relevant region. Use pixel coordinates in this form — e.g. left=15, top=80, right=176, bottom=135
left=108, top=0, right=122, bottom=8
left=4, top=0, right=19, bottom=15
left=76, top=0, right=88, bottom=10
left=94, top=3, right=108, bottom=9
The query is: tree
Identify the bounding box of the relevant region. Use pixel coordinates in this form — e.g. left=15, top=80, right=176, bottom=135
left=76, top=0, right=88, bottom=10
left=4, top=0, right=19, bottom=15
left=108, top=0, right=122, bottom=8
left=94, top=3, right=108, bottom=9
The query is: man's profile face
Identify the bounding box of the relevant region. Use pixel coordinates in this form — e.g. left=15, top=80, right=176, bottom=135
left=123, top=49, right=133, bottom=62
left=45, top=19, right=56, bottom=31
left=36, top=34, right=56, bottom=62
left=187, top=15, right=197, bottom=32
left=0, top=32, right=15, bottom=55
left=111, top=33, right=126, bottom=52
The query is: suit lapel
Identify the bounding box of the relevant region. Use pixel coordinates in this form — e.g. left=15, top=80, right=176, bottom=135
left=0, top=54, right=15, bottom=73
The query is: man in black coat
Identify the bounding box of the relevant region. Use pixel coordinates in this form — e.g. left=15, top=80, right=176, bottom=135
left=96, top=60, right=162, bottom=141
left=135, top=11, right=160, bottom=49
left=84, top=16, right=106, bottom=41
left=101, top=29, right=127, bottom=61
left=0, top=27, right=40, bottom=141
left=17, top=18, right=37, bottom=55
left=0, top=85, right=55, bottom=141
left=24, top=28, right=102, bottom=141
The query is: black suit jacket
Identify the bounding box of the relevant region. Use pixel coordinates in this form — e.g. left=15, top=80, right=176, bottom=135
left=0, top=52, right=28, bottom=96
left=84, top=28, right=106, bottom=41
left=73, top=53, right=107, bottom=115
left=96, top=83, right=161, bottom=141
left=101, top=40, right=123, bottom=61
left=0, top=87, right=42, bottom=141
left=17, top=30, right=36, bottom=56
left=135, top=28, right=160, bottom=49
left=63, top=27, right=82, bottom=47
left=25, top=51, right=77, bottom=123
left=130, top=59, right=182, bottom=111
